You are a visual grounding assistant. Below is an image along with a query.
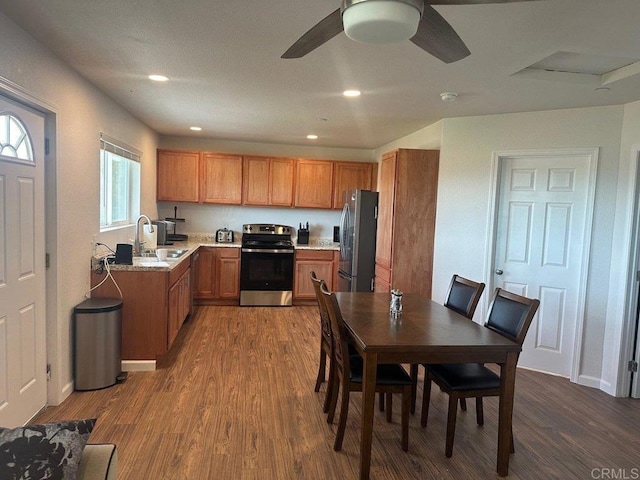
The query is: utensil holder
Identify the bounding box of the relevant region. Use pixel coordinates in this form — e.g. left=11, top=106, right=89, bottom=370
left=297, top=230, right=309, bottom=245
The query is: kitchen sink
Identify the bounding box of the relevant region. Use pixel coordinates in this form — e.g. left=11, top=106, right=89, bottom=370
left=135, top=248, right=189, bottom=259
left=165, top=249, right=188, bottom=258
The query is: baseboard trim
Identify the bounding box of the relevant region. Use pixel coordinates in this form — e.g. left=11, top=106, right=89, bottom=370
left=122, top=360, right=156, bottom=372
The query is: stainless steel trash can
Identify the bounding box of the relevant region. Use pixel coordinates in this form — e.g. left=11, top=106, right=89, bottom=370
left=74, top=297, right=122, bottom=391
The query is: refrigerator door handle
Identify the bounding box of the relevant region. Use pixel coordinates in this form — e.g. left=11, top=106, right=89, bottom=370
left=339, top=203, right=348, bottom=259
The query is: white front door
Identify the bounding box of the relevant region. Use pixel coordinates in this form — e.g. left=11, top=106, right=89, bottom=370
left=493, top=150, right=596, bottom=377
left=0, top=94, right=47, bottom=427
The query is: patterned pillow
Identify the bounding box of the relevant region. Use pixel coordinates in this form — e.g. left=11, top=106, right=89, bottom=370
left=0, top=418, right=96, bottom=480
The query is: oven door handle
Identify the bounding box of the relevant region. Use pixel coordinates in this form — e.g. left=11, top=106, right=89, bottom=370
left=241, top=248, right=294, bottom=254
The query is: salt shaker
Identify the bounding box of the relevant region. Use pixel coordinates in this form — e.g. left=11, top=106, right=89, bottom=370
left=390, top=289, right=403, bottom=317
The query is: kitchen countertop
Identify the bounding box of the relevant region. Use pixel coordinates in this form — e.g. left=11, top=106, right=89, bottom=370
left=93, top=238, right=339, bottom=272
left=294, top=243, right=339, bottom=250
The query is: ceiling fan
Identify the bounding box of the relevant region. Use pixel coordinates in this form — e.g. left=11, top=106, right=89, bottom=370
left=282, top=0, right=540, bottom=64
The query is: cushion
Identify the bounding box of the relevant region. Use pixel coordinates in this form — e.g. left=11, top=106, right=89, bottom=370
left=0, top=418, right=96, bottom=480
left=428, top=363, right=500, bottom=391
left=349, top=355, right=413, bottom=386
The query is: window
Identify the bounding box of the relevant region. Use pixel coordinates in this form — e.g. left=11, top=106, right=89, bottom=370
left=0, top=113, right=34, bottom=164
left=100, top=134, right=140, bottom=231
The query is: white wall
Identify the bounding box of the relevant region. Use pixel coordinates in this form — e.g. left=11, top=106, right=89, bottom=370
left=157, top=202, right=341, bottom=241
left=376, top=106, right=626, bottom=394
left=0, top=12, right=158, bottom=405
left=158, top=136, right=373, bottom=239
left=372, top=120, right=443, bottom=158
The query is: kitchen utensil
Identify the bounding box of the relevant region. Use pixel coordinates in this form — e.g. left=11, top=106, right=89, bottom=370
left=297, top=222, right=309, bottom=245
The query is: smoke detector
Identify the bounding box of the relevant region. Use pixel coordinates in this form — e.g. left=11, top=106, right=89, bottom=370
left=440, top=92, right=458, bottom=102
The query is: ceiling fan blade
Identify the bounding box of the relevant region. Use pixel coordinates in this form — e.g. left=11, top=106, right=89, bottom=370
left=428, top=0, right=541, bottom=4
left=410, top=4, right=470, bottom=63
left=281, top=8, right=344, bottom=59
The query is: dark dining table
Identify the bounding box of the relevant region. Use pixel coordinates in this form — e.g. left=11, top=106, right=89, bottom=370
left=334, top=292, right=522, bottom=480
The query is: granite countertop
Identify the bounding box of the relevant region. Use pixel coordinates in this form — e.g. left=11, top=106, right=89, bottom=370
left=294, top=241, right=339, bottom=251
left=92, top=236, right=338, bottom=272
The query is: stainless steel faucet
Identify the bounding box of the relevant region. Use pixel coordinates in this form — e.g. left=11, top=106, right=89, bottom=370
left=134, top=214, right=154, bottom=254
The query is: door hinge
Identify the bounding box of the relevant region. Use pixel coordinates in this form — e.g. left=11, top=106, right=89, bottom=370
left=629, top=360, right=638, bottom=373
left=46, top=363, right=51, bottom=381
left=45, top=138, right=50, bottom=155
left=45, top=253, right=50, bottom=269
left=371, top=277, right=375, bottom=292
left=374, top=206, right=378, bottom=220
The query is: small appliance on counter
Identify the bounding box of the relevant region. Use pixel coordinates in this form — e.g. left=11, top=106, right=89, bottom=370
left=152, top=220, right=174, bottom=245
left=297, top=222, right=309, bottom=245
left=216, top=228, right=234, bottom=243
left=165, top=206, right=188, bottom=242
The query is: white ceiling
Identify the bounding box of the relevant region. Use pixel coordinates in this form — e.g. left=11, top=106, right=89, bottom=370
left=1, top=0, right=639, bottom=149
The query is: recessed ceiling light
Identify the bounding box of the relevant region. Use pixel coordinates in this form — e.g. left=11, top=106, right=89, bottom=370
left=190, top=126, right=202, bottom=131
left=307, top=134, right=318, bottom=140
left=343, top=90, right=361, bottom=97
left=148, top=74, right=168, bottom=82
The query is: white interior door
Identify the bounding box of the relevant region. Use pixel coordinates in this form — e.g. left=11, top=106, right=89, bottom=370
left=493, top=151, right=595, bottom=377
left=0, top=94, right=47, bottom=427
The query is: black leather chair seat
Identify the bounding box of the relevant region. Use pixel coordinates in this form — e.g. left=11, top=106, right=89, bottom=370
left=428, top=363, right=500, bottom=391
left=349, top=355, right=412, bottom=386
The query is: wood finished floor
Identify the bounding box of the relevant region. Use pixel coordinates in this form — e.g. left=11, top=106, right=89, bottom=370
left=35, top=306, right=640, bottom=479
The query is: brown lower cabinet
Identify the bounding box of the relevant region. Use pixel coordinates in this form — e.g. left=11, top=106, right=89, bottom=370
left=90, top=257, right=191, bottom=360
left=293, top=249, right=339, bottom=304
left=193, top=247, right=240, bottom=304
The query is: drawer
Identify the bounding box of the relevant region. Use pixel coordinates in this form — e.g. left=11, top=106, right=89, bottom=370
left=296, top=249, right=334, bottom=261
left=218, top=247, right=240, bottom=259
left=169, top=257, right=191, bottom=285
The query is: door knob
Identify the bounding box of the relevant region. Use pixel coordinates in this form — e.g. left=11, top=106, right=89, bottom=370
left=495, top=269, right=503, bottom=275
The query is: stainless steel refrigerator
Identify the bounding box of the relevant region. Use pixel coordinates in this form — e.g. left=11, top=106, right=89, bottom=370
left=338, top=189, right=378, bottom=292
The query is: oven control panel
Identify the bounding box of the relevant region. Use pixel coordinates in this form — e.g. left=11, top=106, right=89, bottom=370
left=243, top=224, right=292, bottom=235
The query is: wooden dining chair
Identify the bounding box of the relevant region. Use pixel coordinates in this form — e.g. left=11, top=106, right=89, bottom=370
left=319, top=281, right=413, bottom=452
left=409, top=274, right=485, bottom=413
left=310, top=271, right=336, bottom=413
left=420, top=287, right=540, bottom=458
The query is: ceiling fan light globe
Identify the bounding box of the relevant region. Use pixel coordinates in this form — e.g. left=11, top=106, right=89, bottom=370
left=343, top=0, right=422, bottom=44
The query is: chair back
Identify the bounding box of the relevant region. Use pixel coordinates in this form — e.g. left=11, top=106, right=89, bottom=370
left=310, top=271, right=332, bottom=342
left=318, top=282, right=350, bottom=380
left=444, top=275, right=485, bottom=319
left=484, top=288, right=540, bottom=345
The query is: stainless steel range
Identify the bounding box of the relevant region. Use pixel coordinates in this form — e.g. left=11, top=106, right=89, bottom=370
left=240, top=224, right=294, bottom=306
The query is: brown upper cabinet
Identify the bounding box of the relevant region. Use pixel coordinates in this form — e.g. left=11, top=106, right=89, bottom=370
left=294, top=159, right=334, bottom=209
left=157, top=150, right=200, bottom=202
left=200, top=153, right=243, bottom=204
left=243, top=156, right=295, bottom=207
left=332, top=161, right=378, bottom=209
left=157, top=149, right=377, bottom=209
